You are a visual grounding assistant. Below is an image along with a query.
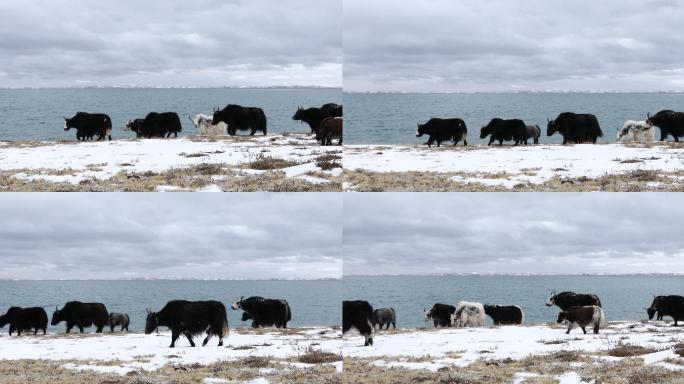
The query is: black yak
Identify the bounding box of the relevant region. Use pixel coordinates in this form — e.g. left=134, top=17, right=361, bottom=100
left=547, top=112, right=603, bottom=144
left=646, top=295, right=684, bottom=326
left=416, top=118, right=468, bottom=147
left=546, top=291, right=602, bottom=311
left=64, top=112, right=112, bottom=141
left=145, top=300, right=228, bottom=348
left=424, top=303, right=456, bottom=328
left=317, top=117, right=343, bottom=146
left=292, top=103, right=343, bottom=134
left=213, top=105, right=267, bottom=136
left=480, top=118, right=528, bottom=146
left=483, top=304, right=524, bottom=325
left=125, top=112, right=182, bottom=138
left=231, top=296, right=291, bottom=328
left=51, top=302, right=109, bottom=333
left=647, top=110, right=684, bottom=142
left=343, top=300, right=374, bottom=346
left=0, top=307, right=48, bottom=336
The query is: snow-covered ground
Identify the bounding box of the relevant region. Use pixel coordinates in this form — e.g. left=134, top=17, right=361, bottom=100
left=0, top=327, right=341, bottom=375
left=0, top=134, right=341, bottom=190
left=344, top=143, right=684, bottom=189
left=344, top=322, right=684, bottom=372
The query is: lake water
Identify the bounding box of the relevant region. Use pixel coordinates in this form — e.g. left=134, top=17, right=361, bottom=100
left=0, top=280, right=341, bottom=333
left=0, top=88, right=341, bottom=142
left=343, top=275, right=684, bottom=327
left=344, top=92, right=684, bottom=145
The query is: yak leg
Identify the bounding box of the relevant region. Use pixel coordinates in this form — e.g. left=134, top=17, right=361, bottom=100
left=566, top=322, right=575, bottom=334
left=593, top=323, right=600, bottom=334
left=426, top=138, right=434, bottom=147
left=250, top=129, right=256, bottom=136
left=65, top=324, right=72, bottom=334
left=184, top=332, right=196, bottom=347
left=488, top=138, right=494, bottom=146
left=580, top=326, right=587, bottom=334
left=43, top=327, right=46, bottom=335
left=34, top=328, right=38, bottom=335
left=170, top=330, right=180, bottom=348
left=96, top=326, right=103, bottom=333
left=202, top=333, right=212, bottom=347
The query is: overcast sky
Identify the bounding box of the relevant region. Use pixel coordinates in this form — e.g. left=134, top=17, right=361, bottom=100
left=0, top=0, right=341, bottom=88
left=0, top=194, right=341, bottom=280
left=344, top=194, right=684, bottom=275
left=344, top=0, right=684, bottom=92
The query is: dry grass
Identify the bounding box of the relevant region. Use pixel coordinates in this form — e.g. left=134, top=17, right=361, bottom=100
left=315, top=154, right=343, bottom=171
left=0, top=356, right=341, bottom=384
left=0, top=163, right=341, bottom=192
left=607, top=342, right=661, bottom=357
left=246, top=154, right=301, bottom=170
left=344, top=169, right=684, bottom=192
left=298, top=347, right=342, bottom=364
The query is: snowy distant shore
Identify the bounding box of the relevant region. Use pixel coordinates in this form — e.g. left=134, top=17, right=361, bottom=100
left=344, top=143, right=684, bottom=192
left=0, top=134, right=342, bottom=192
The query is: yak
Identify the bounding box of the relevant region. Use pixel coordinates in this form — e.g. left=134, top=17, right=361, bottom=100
left=451, top=301, right=485, bottom=327
left=483, top=304, right=524, bottom=325
left=526, top=124, right=541, bottom=144
left=646, top=295, right=684, bottom=326
left=109, top=312, right=130, bottom=332
left=317, top=117, right=343, bottom=146
left=64, top=112, right=112, bottom=141
left=647, top=110, right=684, bottom=142
left=51, top=301, right=108, bottom=333
left=125, top=112, right=182, bottom=138
left=547, top=112, right=603, bottom=144
left=617, top=120, right=655, bottom=143
left=292, top=103, right=343, bottom=134
left=231, top=296, right=291, bottom=328
left=557, top=305, right=606, bottom=334
left=416, top=118, right=468, bottom=147
left=145, top=300, right=228, bottom=348
left=372, top=308, right=396, bottom=330
left=546, top=291, right=602, bottom=311
left=0, top=307, right=48, bottom=336
left=480, top=118, right=528, bottom=146
left=213, top=105, right=267, bottom=136
left=424, top=303, right=456, bottom=328
left=343, top=300, right=374, bottom=346
left=189, top=114, right=227, bottom=136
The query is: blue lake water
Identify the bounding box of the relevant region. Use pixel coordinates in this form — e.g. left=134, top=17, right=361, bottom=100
left=343, top=275, right=684, bottom=327
left=0, top=88, right=341, bottom=142
left=344, top=92, right=684, bottom=145
left=0, top=280, right=341, bottom=333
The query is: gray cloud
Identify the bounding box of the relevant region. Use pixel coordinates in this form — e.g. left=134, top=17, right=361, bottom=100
left=0, top=194, right=341, bottom=280
left=0, top=0, right=342, bottom=87
left=344, top=0, right=684, bottom=92
left=343, top=194, right=684, bottom=275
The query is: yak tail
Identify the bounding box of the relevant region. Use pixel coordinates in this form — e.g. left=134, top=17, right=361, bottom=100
left=218, top=305, right=229, bottom=337
left=596, top=306, right=607, bottom=327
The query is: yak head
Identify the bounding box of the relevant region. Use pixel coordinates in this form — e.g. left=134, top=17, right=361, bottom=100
left=0, top=314, right=8, bottom=328
left=292, top=106, right=310, bottom=121
left=546, top=118, right=557, bottom=137
left=231, top=296, right=245, bottom=311
left=423, top=307, right=433, bottom=322
left=63, top=117, right=73, bottom=131
left=416, top=123, right=426, bottom=137
left=545, top=291, right=557, bottom=307
left=480, top=125, right=492, bottom=139
left=646, top=296, right=663, bottom=320
left=556, top=311, right=568, bottom=324
left=144, top=309, right=158, bottom=334
left=51, top=306, right=63, bottom=325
